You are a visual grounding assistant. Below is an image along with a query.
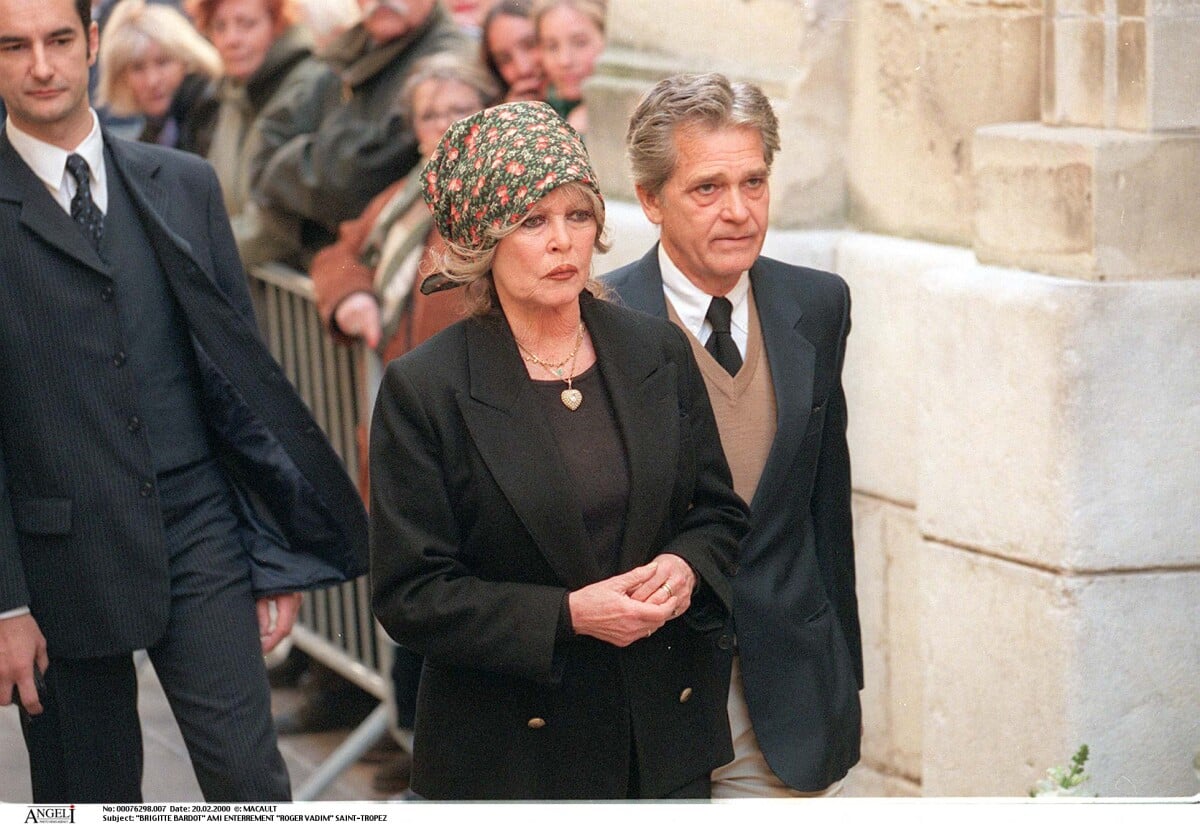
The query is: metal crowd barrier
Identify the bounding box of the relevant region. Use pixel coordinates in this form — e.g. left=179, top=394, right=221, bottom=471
left=248, top=263, right=401, bottom=800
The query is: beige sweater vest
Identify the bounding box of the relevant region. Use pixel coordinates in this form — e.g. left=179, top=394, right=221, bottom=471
left=666, top=291, right=777, bottom=505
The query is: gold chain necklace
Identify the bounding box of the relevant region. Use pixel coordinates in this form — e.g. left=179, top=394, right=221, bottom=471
left=516, top=321, right=585, bottom=410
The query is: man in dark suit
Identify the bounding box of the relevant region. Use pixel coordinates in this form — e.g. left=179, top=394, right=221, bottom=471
left=0, top=0, right=368, bottom=803
left=606, top=72, right=863, bottom=797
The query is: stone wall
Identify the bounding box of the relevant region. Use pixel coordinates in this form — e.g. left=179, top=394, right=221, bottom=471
left=590, top=0, right=852, bottom=226
left=917, top=262, right=1200, bottom=795
left=847, top=0, right=1043, bottom=245
left=589, top=0, right=1200, bottom=798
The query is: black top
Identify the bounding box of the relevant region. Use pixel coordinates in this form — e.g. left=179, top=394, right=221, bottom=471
left=531, top=363, right=630, bottom=578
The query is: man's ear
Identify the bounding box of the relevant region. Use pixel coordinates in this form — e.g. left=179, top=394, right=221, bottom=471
left=87, top=21, right=100, bottom=67
left=634, top=184, right=663, bottom=226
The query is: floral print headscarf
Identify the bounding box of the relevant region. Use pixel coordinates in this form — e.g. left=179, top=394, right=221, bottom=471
left=421, top=101, right=603, bottom=252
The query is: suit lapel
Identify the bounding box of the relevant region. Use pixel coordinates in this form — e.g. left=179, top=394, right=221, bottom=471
left=106, top=138, right=201, bottom=273
left=105, top=139, right=253, bottom=341
left=457, top=314, right=601, bottom=589
left=583, top=297, right=679, bottom=573
left=456, top=297, right=684, bottom=586
left=616, top=244, right=670, bottom=319
left=751, top=264, right=815, bottom=513
left=0, top=131, right=109, bottom=277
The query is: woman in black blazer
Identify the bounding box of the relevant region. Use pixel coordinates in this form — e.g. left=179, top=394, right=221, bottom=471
left=369, top=102, right=750, bottom=800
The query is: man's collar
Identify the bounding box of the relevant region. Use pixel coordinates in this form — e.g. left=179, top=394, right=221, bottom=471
left=5, top=110, right=104, bottom=193
left=658, top=243, right=750, bottom=340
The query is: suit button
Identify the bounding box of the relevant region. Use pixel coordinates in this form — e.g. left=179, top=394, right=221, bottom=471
left=679, top=688, right=693, bottom=704
left=127, top=415, right=142, bottom=433
left=112, top=351, right=127, bottom=368
left=527, top=717, right=546, bottom=730
left=717, top=635, right=733, bottom=650
left=729, top=563, right=740, bottom=576
left=139, top=481, right=154, bottom=498
left=101, top=285, right=115, bottom=302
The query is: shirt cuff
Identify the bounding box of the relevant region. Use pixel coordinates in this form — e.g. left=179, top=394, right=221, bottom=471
left=0, top=606, right=32, bottom=621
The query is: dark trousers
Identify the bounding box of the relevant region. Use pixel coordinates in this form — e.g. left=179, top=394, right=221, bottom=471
left=20, top=460, right=290, bottom=802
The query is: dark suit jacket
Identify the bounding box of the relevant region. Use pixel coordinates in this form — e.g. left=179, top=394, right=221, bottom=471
left=369, top=292, right=750, bottom=799
left=606, top=246, right=863, bottom=791
left=0, top=130, right=368, bottom=659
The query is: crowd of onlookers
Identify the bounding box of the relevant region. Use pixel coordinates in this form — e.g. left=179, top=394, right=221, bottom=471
left=37, top=0, right=608, bottom=797
left=75, top=0, right=606, bottom=273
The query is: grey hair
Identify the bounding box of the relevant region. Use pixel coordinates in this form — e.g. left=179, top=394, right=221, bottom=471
left=429, top=181, right=611, bottom=317
left=625, top=72, right=780, bottom=196
left=398, top=52, right=502, bottom=123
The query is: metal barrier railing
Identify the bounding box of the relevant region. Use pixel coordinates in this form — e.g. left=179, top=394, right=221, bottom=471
left=248, top=263, right=399, bottom=799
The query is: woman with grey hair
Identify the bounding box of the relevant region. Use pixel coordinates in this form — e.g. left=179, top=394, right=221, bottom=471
left=310, top=51, right=499, bottom=795
left=368, top=100, right=749, bottom=799
left=95, top=0, right=222, bottom=152
left=313, top=51, right=502, bottom=465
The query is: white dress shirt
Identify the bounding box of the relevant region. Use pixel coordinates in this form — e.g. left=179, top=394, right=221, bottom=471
left=5, top=109, right=108, bottom=215
left=658, top=243, right=750, bottom=358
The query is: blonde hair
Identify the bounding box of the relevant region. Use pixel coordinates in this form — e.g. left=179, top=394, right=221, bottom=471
left=431, top=181, right=611, bottom=317
left=531, top=0, right=606, bottom=36
left=96, top=0, right=222, bottom=116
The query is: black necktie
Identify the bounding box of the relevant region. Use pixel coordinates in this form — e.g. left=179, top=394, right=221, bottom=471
left=65, top=153, right=103, bottom=251
left=705, top=296, right=742, bottom=376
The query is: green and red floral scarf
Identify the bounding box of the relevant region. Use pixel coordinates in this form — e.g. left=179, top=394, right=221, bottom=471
left=421, top=101, right=603, bottom=252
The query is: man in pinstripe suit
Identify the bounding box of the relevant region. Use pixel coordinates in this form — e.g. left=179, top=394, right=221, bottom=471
left=0, top=0, right=368, bottom=802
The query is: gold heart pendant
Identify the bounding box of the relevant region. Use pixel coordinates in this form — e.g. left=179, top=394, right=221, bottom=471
left=561, top=388, right=583, bottom=410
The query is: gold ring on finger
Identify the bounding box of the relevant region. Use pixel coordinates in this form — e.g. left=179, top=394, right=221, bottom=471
left=661, top=582, right=674, bottom=597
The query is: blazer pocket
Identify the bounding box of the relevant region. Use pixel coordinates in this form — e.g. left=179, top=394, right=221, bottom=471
left=802, top=599, right=832, bottom=625
left=13, top=498, right=73, bottom=536
left=639, top=361, right=677, bottom=403
left=798, top=400, right=828, bottom=447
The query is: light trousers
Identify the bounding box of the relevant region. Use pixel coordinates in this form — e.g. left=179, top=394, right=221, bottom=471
left=711, top=657, right=843, bottom=799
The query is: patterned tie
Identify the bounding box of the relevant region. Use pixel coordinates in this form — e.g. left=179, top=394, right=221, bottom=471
left=65, top=153, right=103, bottom=251
left=705, top=296, right=742, bottom=376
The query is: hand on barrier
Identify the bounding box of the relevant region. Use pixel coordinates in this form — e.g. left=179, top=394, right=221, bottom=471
left=335, top=293, right=382, bottom=350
